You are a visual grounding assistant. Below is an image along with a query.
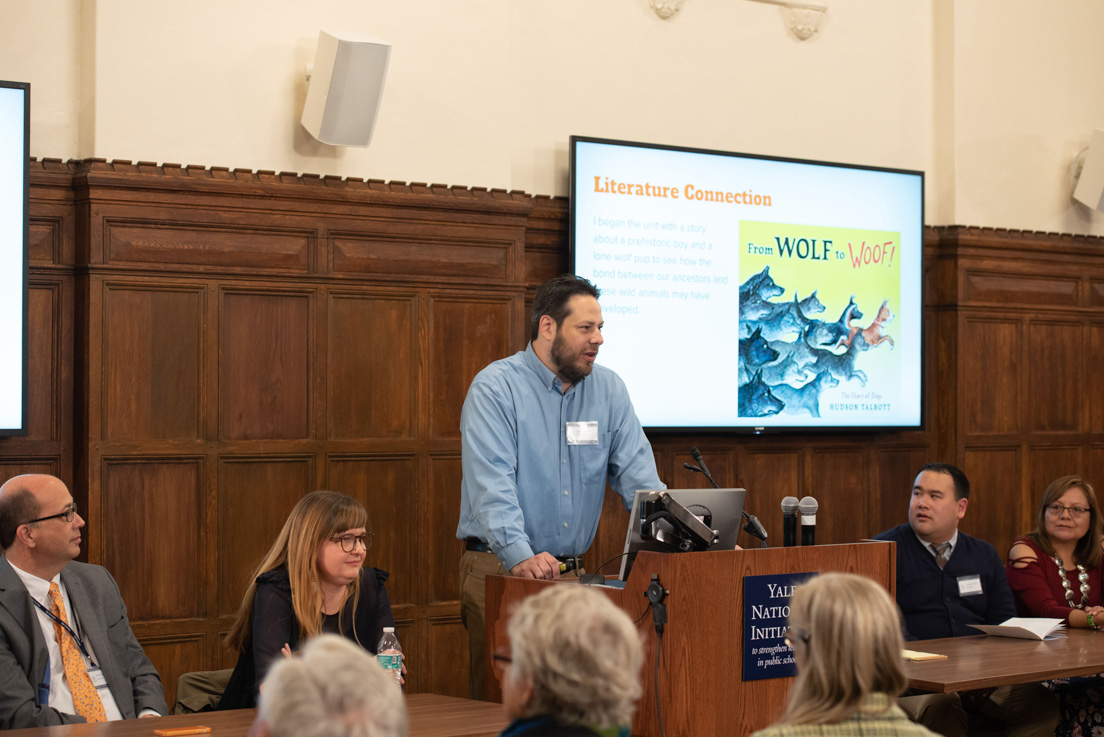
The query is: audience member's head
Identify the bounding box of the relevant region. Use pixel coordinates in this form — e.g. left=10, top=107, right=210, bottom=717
left=0, top=474, right=84, bottom=579
left=501, top=584, right=642, bottom=730
left=780, top=573, right=907, bottom=725
left=248, top=634, right=407, bottom=737
left=908, top=462, right=970, bottom=544
left=1029, top=475, right=1103, bottom=569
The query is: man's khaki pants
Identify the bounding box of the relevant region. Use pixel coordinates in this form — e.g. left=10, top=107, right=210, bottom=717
left=458, top=549, right=582, bottom=701
left=458, top=549, right=508, bottom=701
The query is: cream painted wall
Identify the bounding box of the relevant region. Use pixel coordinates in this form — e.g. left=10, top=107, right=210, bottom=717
left=3, top=0, right=80, bottom=158
left=952, top=1, right=1104, bottom=234
left=2, top=0, right=1103, bottom=234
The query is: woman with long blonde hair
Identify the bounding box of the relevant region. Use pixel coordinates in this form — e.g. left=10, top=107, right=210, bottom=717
left=218, top=490, right=395, bottom=710
left=753, top=573, right=936, bottom=737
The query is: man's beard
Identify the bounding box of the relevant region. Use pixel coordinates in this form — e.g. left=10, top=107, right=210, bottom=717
left=551, top=333, right=594, bottom=385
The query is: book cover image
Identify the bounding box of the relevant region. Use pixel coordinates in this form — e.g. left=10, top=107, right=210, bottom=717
left=737, top=221, right=902, bottom=421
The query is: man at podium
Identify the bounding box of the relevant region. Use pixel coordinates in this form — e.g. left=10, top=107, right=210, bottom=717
left=456, top=274, right=664, bottom=700
left=874, top=463, right=1057, bottom=737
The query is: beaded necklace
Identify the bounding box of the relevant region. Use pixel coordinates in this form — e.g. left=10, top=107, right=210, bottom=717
left=1053, top=555, right=1091, bottom=609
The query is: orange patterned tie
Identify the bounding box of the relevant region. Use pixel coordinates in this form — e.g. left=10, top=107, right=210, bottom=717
left=47, top=582, right=106, bottom=723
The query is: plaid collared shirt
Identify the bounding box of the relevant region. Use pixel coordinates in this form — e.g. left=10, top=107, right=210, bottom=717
left=752, top=694, right=940, bottom=737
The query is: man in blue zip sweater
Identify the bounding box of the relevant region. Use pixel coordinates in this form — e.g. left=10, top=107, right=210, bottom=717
left=874, top=463, right=1057, bottom=737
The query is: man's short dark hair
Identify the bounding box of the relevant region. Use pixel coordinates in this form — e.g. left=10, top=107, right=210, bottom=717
left=530, top=274, right=601, bottom=342
left=0, top=487, right=39, bottom=549
left=917, top=462, right=970, bottom=501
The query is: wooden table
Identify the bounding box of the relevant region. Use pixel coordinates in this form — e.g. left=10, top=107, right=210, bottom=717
left=905, top=629, right=1104, bottom=692
left=2, top=693, right=509, bottom=737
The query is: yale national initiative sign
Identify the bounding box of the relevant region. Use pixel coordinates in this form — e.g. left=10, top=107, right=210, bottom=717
left=742, top=571, right=817, bottom=681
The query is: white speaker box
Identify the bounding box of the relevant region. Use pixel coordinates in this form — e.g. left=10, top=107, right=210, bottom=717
left=1074, top=129, right=1104, bottom=212
left=302, top=30, right=391, bottom=147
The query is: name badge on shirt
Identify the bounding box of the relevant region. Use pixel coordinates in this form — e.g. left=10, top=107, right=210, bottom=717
left=566, top=421, right=599, bottom=445
left=957, top=574, right=983, bottom=597
left=88, top=665, right=108, bottom=690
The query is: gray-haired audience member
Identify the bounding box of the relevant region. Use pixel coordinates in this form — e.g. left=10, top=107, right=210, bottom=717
left=247, top=635, right=407, bottom=737
left=498, top=585, right=642, bottom=737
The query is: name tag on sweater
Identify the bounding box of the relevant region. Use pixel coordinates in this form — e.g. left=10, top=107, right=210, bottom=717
left=957, top=574, right=983, bottom=597
left=566, top=421, right=599, bottom=445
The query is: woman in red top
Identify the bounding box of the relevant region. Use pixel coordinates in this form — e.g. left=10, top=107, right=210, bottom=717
left=1007, top=475, right=1104, bottom=626
left=1007, top=475, right=1104, bottom=737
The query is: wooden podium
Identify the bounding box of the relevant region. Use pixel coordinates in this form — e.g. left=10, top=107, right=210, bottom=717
left=485, top=542, right=895, bottom=737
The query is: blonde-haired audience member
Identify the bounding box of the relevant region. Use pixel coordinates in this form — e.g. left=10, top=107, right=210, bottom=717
left=497, top=585, right=642, bottom=737
left=247, top=634, right=407, bottom=737
left=752, top=573, right=938, bottom=737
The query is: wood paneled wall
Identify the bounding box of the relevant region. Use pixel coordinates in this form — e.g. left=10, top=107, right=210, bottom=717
left=4, top=159, right=1104, bottom=705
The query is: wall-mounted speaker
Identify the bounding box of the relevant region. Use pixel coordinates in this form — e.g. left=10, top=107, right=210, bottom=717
left=1074, top=129, right=1104, bottom=212
left=301, top=30, right=391, bottom=147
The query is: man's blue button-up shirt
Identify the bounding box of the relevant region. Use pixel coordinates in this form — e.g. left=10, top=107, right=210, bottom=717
left=456, top=344, right=664, bottom=571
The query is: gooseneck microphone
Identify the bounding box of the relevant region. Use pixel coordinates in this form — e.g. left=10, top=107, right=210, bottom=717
left=690, top=447, right=714, bottom=485
left=685, top=447, right=768, bottom=547
left=799, top=496, right=818, bottom=546
left=781, top=496, right=799, bottom=547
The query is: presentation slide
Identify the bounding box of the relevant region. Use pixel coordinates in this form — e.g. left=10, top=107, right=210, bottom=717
left=0, top=82, right=28, bottom=434
left=571, top=137, right=923, bottom=430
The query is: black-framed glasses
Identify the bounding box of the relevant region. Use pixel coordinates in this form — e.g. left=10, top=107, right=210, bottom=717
left=492, top=651, right=512, bottom=669
left=25, top=503, right=78, bottom=526
left=1047, top=503, right=1090, bottom=519
left=783, top=626, right=809, bottom=649
left=330, top=532, right=373, bottom=553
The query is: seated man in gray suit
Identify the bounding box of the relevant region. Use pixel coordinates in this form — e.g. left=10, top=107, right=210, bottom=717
left=0, top=473, right=167, bottom=728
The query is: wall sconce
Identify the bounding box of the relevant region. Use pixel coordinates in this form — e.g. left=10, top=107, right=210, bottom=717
left=649, top=0, right=684, bottom=20
left=747, top=0, right=828, bottom=40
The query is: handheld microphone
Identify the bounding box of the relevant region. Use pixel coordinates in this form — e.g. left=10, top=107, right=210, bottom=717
left=799, top=496, right=818, bottom=546
left=781, top=496, right=799, bottom=547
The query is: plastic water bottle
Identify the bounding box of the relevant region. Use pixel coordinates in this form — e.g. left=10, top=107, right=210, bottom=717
left=377, top=627, right=403, bottom=685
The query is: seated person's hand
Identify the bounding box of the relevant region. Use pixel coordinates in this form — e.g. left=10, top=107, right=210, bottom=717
left=510, top=552, right=560, bottom=580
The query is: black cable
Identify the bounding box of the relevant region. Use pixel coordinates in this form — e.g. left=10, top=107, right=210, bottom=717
left=590, top=551, right=631, bottom=575
left=654, top=629, right=667, bottom=737
left=633, top=601, right=652, bottom=626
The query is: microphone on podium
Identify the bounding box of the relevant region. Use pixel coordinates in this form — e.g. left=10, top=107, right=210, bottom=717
left=690, top=447, right=718, bottom=489
left=799, top=496, right=818, bottom=546
left=684, top=447, right=768, bottom=547
left=781, top=496, right=799, bottom=547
